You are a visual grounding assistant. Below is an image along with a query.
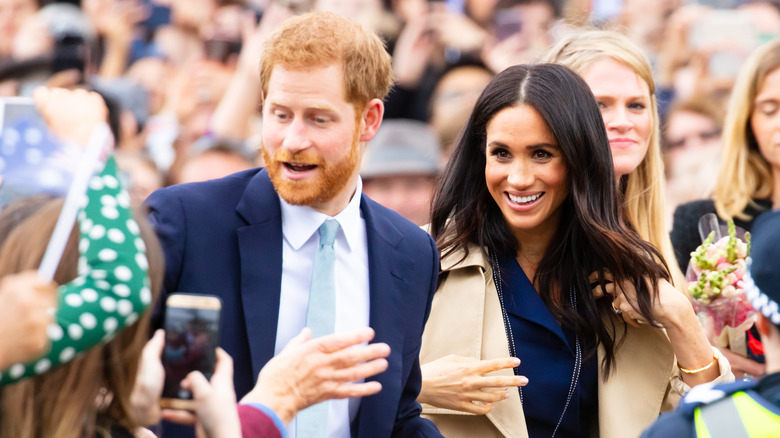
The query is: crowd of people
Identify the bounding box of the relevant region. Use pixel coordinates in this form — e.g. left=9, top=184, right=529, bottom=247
left=1, top=0, right=780, bottom=437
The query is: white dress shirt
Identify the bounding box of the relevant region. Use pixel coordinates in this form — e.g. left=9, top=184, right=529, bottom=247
left=274, top=178, right=371, bottom=438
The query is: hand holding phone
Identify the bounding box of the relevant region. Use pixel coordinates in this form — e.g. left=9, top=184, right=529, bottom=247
left=160, top=293, right=222, bottom=411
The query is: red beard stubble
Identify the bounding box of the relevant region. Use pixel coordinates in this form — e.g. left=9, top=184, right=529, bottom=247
left=262, top=131, right=361, bottom=207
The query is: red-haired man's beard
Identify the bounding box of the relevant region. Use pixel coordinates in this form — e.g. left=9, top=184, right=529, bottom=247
left=262, top=136, right=361, bottom=207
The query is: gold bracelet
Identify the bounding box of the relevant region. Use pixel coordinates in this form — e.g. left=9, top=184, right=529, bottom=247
left=677, top=355, right=717, bottom=374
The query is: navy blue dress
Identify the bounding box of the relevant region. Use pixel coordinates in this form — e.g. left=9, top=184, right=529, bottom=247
left=498, top=253, right=599, bottom=438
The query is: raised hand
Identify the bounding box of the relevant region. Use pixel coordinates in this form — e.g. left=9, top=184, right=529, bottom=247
left=33, top=87, right=108, bottom=146
left=589, top=270, right=691, bottom=328
left=241, top=327, right=390, bottom=425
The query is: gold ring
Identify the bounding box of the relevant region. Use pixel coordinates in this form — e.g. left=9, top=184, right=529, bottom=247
left=611, top=302, right=622, bottom=314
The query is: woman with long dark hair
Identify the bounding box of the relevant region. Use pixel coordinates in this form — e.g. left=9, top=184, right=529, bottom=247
left=418, top=63, right=731, bottom=437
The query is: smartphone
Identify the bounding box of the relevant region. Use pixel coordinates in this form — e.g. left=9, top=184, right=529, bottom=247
left=0, top=96, right=39, bottom=133
left=160, top=293, right=222, bottom=411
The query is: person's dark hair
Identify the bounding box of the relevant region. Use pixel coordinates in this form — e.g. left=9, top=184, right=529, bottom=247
left=430, top=63, right=670, bottom=375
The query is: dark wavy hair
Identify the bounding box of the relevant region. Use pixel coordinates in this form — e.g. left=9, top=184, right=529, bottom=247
left=430, top=63, right=670, bottom=375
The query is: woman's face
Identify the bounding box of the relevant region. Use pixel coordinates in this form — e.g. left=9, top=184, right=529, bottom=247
left=485, top=104, right=568, bottom=240
left=750, top=67, right=780, bottom=171
left=581, top=57, right=652, bottom=178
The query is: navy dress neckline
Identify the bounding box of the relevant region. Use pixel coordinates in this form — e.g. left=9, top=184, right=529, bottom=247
left=497, top=252, right=598, bottom=438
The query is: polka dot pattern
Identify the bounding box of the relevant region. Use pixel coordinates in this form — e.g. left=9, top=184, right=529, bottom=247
left=60, top=347, right=75, bottom=362
left=9, top=364, right=24, bottom=379
left=1, top=157, right=152, bottom=385
left=113, top=284, right=131, bottom=297
left=34, top=359, right=51, bottom=374
left=65, top=294, right=83, bottom=307
left=107, top=228, right=125, bottom=244
left=80, top=313, right=97, bottom=330
left=98, top=249, right=117, bottom=262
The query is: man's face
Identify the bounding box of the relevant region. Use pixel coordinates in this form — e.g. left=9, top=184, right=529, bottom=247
left=262, top=64, right=365, bottom=215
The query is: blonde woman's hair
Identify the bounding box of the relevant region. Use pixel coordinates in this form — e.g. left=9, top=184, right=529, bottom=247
left=713, top=38, right=780, bottom=220
left=542, top=29, right=684, bottom=286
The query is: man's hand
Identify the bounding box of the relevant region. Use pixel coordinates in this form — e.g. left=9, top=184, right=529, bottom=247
left=0, top=271, right=57, bottom=369
left=242, top=327, right=391, bottom=425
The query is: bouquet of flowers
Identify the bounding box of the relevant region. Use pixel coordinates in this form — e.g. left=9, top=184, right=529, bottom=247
left=686, top=216, right=757, bottom=336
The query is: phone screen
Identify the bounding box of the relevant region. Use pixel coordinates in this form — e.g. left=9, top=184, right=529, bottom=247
left=161, top=294, right=222, bottom=406
left=0, top=97, right=79, bottom=208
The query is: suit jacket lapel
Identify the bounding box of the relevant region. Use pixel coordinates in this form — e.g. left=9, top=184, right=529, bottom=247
left=356, top=195, right=411, bottom=436
left=236, top=169, right=284, bottom=380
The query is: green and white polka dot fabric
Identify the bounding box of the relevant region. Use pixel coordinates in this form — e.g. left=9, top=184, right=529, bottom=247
left=0, top=156, right=152, bottom=384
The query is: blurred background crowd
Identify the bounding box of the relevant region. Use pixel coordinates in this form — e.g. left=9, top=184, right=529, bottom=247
left=1, top=0, right=778, bottom=224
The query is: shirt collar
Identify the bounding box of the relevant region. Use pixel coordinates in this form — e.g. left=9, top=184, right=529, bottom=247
left=279, top=177, right=364, bottom=251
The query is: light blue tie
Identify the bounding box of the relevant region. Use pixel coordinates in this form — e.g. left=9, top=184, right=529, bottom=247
left=297, top=219, right=340, bottom=438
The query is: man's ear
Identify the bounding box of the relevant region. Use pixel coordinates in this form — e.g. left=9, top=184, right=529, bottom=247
left=359, top=99, right=384, bottom=142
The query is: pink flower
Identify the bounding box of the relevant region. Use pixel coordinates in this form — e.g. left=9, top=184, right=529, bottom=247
left=716, top=262, right=733, bottom=271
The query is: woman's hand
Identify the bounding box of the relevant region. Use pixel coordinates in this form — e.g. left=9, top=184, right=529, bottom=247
left=162, top=348, right=242, bottom=438
left=716, top=347, right=764, bottom=379
left=419, top=354, right=527, bottom=415
left=0, top=271, right=57, bottom=369
left=589, top=272, right=690, bottom=328
left=590, top=271, right=723, bottom=386
left=130, top=329, right=166, bottom=426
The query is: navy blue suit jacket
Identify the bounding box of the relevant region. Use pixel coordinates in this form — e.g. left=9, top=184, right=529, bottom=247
left=146, top=168, right=442, bottom=437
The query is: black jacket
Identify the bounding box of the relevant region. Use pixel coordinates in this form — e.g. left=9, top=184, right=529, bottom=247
left=669, top=198, right=772, bottom=273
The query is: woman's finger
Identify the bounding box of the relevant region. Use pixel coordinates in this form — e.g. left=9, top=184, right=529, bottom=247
left=475, top=375, right=528, bottom=389
left=472, top=357, right=521, bottom=374
left=458, top=401, right=494, bottom=415
left=161, top=409, right=197, bottom=424
left=466, top=389, right=509, bottom=404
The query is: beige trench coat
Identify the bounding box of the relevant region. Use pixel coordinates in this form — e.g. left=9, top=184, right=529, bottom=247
left=420, top=245, right=731, bottom=438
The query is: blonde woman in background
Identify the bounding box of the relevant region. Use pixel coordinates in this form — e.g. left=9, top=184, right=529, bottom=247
left=671, top=38, right=780, bottom=379
left=541, top=30, right=685, bottom=288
